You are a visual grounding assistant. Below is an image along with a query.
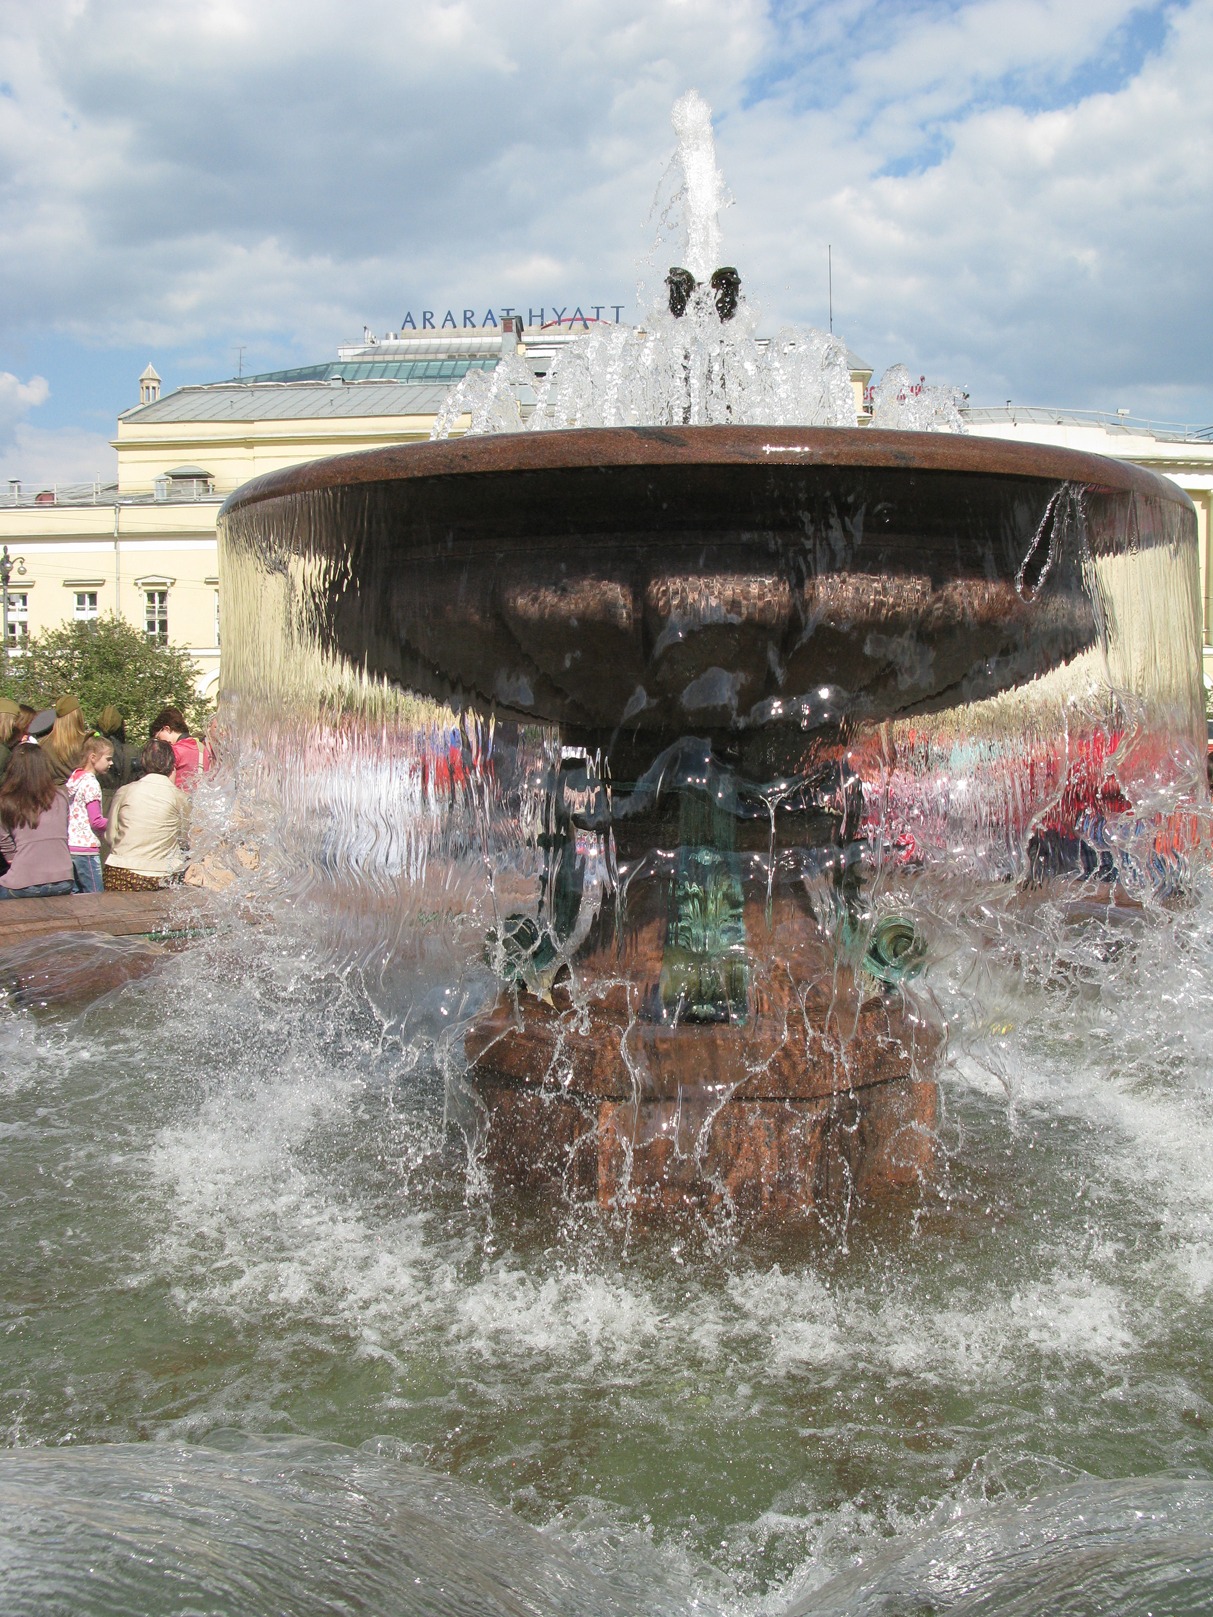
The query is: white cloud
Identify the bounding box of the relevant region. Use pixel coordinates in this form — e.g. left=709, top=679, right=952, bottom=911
left=0, top=0, right=770, bottom=350
left=0, top=424, right=116, bottom=490
left=725, top=0, right=1213, bottom=413
left=0, top=371, right=50, bottom=421
left=0, top=370, right=53, bottom=476
left=846, top=0, right=1146, bottom=108
left=0, top=367, right=112, bottom=488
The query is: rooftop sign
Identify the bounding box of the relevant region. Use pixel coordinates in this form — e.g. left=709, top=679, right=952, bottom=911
left=400, top=304, right=627, bottom=332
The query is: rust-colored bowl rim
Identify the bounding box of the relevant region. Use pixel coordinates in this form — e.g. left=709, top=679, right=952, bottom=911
left=219, top=423, right=1194, bottom=518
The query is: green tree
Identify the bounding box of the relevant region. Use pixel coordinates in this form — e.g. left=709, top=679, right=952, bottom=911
left=0, top=614, right=213, bottom=741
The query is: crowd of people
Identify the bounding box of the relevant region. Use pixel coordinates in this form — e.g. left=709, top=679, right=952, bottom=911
left=0, top=698, right=208, bottom=901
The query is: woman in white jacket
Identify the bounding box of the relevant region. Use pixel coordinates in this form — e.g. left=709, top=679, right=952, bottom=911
left=103, top=739, right=190, bottom=892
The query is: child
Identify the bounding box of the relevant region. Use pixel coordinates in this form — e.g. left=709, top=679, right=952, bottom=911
left=66, top=735, right=114, bottom=893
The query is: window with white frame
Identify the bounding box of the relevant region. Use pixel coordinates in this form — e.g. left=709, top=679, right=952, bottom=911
left=145, top=588, right=169, bottom=644
left=5, top=590, right=29, bottom=649
left=214, top=589, right=221, bottom=648
left=74, top=590, right=99, bottom=622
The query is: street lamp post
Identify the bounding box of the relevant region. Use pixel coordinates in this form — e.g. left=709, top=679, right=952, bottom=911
left=1, top=544, right=27, bottom=664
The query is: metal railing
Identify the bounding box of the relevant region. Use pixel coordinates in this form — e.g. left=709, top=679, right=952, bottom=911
left=2, top=481, right=116, bottom=508
left=963, top=404, right=1213, bottom=444
left=1, top=482, right=224, bottom=508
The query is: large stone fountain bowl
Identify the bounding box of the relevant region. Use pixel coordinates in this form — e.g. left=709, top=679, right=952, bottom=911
left=218, top=425, right=1194, bottom=735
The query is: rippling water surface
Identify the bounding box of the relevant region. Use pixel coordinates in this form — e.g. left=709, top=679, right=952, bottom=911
left=3, top=791, right=1213, bottom=1614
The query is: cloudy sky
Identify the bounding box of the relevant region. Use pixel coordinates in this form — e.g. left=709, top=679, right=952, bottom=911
left=1, top=0, right=1209, bottom=484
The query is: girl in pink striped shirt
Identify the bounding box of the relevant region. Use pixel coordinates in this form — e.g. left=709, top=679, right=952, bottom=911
left=66, top=735, right=114, bottom=894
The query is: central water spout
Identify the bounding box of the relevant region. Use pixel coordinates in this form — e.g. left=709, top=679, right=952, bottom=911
left=669, top=88, right=727, bottom=281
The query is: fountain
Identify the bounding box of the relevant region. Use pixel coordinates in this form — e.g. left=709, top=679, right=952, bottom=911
left=218, top=94, right=1209, bottom=1228
left=218, top=419, right=1199, bottom=1225
left=217, top=95, right=1203, bottom=1232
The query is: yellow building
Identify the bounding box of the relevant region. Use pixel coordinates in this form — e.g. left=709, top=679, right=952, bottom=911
left=0, top=327, right=519, bottom=696
left=2, top=324, right=1211, bottom=696
left=0, top=482, right=224, bottom=695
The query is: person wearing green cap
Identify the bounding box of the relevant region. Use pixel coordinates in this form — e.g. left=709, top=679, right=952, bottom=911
left=44, top=695, right=89, bottom=786
left=96, top=705, right=139, bottom=793
left=0, top=698, right=19, bottom=780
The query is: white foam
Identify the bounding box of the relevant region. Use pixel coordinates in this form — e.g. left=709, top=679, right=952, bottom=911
left=452, top=1262, right=663, bottom=1366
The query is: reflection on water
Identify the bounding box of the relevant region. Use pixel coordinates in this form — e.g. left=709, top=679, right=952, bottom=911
left=4, top=869, right=1213, bottom=1610
left=0, top=1434, right=680, bottom=1617
left=798, top=1474, right=1213, bottom=1616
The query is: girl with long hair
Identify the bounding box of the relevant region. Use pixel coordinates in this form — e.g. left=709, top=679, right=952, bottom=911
left=0, top=744, right=73, bottom=898
left=44, top=696, right=90, bottom=785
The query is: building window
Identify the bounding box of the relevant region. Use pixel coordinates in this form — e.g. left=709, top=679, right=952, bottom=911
left=214, top=589, right=221, bottom=648
left=145, top=588, right=169, bottom=644
left=74, top=590, right=99, bottom=622
left=6, top=591, right=29, bottom=650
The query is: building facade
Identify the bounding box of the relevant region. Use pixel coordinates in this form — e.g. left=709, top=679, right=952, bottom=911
left=2, top=325, right=1212, bottom=696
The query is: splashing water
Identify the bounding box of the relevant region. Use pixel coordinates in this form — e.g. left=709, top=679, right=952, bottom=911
left=430, top=314, right=859, bottom=435
left=431, top=91, right=956, bottom=439
left=869, top=363, right=966, bottom=433
left=5, top=870, right=1213, bottom=1611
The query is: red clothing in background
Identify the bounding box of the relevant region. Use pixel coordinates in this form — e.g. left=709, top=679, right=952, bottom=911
left=171, top=736, right=204, bottom=791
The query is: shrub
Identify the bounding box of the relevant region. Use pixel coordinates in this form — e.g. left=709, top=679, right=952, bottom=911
left=0, top=614, right=213, bottom=740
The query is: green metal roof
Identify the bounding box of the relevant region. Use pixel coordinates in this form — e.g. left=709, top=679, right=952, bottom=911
left=228, top=357, right=500, bottom=385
